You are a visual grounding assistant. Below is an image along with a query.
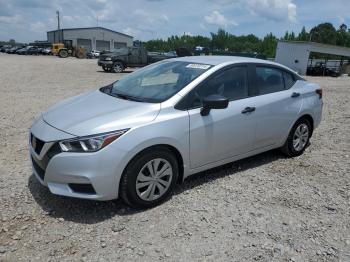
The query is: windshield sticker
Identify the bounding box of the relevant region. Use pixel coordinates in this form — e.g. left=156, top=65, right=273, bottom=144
left=186, top=64, right=211, bottom=70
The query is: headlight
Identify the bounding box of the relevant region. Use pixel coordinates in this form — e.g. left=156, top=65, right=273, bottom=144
left=105, top=57, right=112, bottom=61
left=59, top=129, right=129, bottom=152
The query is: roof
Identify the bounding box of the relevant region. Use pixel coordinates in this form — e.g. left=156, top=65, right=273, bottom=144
left=278, top=40, right=350, bottom=57
left=172, top=55, right=286, bottom=67
left=170, top=55, right=298, bottom=75
left=47, top=27, right=133, bottom=38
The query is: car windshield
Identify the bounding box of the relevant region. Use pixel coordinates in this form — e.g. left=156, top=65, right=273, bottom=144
left=102, top=61, right=212, bottom=103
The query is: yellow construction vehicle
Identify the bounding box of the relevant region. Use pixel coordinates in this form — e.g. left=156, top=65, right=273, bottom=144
left=52, top=41, right=86, bottom=58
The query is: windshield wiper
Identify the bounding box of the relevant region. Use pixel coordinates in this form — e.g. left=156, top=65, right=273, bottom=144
left=112, top=92, right=144, bottom=102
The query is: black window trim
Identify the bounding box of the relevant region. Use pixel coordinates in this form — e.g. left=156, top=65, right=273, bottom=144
left=175, top=63, right=254, bottom=111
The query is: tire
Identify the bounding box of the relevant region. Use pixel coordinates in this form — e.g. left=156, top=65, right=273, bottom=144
left=120, top=147, right=179, bottom=208
left=58, top=49, right=69, bottom=58
left=112, top=61, right=124, bottom=73
left=102, top=66, right=111, bottom=72
left=281, top=118, right=311, bottom=157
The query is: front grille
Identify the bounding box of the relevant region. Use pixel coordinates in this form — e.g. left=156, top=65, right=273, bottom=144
left=31, top=157, right=45, bottom=180
left=31, top=134, right=45, bottom=155
left=68, top=183, right=96, bottom=195
left=30, top=138, right=62, bottom=182
left=46, top=143, right=62, bottom=159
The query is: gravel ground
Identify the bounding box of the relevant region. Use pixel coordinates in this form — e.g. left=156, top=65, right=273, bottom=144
left=0, top=53, right=349, bottom=262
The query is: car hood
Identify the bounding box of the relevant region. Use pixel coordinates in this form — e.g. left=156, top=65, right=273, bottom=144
left=43, top=90, right=161, bottom=137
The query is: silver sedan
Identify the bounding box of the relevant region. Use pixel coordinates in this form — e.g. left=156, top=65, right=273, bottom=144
left=29, top=56, right=323, bottom=208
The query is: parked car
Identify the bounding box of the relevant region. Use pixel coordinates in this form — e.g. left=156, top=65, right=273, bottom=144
left=87, top=49, right=100, bottom=59
left=29, top=56, right=323, bottom=208
left=16, top=46, right=30, bottom=55
left=307, top=62, right=338, bottom=77
left=5, top=46, right=18, bottom=54
left=41, top=47, right=52, bottom=55
left=98, top=46, right=177, bottom=73
left=6, top=46, right=20, bottom=54
left=0, top=45, right=12, bottom=52
left=16, top=46, right=39, bottom=55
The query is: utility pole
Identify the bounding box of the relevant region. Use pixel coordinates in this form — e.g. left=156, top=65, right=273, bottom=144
left=56, top=10, right=60, bottom=30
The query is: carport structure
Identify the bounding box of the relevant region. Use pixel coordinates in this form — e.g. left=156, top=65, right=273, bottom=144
left=275, top=40, right=350, bottom=75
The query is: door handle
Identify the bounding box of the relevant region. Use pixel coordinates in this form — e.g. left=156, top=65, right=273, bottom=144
left=291, top=92, right=300, bottom=98
left=241, top=107, right=256, bottom=114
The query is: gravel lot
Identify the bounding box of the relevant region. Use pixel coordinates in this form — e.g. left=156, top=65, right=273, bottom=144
left=0, top=53, right=349, bottom=262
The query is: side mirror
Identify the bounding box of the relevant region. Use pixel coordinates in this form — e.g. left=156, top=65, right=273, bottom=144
left=200, top=94, right=229, bottom=116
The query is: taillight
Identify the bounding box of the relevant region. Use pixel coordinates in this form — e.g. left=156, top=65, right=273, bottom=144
left=316, top=88, right=323, bottom=99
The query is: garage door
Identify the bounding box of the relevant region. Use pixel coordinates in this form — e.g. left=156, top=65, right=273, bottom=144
left=77, top=39, right=92, bottom=52
left=96, top=40, right=110, bottom=51
left=114, top=42, right=127, bottom=49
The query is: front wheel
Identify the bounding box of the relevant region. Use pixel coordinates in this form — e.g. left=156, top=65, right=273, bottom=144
left=58, top=49, right=69, bottom=58
left=281, top=118, right=311, bottom=157
left=120, top=147, right=179, bottom=208
left=112, top=61, right=124, bottom=73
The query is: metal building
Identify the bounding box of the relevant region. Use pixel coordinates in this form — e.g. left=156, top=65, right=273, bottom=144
left=47, top=27, right=133, bottom=52
left=275, top=40, right=350, bottom=75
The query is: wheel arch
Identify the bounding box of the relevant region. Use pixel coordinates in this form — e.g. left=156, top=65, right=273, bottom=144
left=113, top=59, right=127, bottom=69
left=281, top=113, right=315, bottom=147
left=120, top=144, right=185, bottom=189
left=296, top=114, right=314, bottom=136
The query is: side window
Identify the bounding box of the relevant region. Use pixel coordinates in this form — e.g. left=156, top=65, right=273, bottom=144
left=188, top=66, right=248, bottom=108
left=283, top=71, right=296, bottom=89
left=256, top=67, right=284, bottom=95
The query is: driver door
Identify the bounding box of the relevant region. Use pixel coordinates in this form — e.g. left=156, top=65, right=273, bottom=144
left=187, top=65, right=257, bottom=168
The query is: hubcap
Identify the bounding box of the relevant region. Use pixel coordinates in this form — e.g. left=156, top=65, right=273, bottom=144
left=136, top=158, right=173, bottom=201
left=114, top=64, right=123, bottom=72
left=293, top=123, right=309, bottom=151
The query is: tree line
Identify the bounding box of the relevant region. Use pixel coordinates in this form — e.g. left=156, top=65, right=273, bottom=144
left=144, top=22, right=350, bottom=58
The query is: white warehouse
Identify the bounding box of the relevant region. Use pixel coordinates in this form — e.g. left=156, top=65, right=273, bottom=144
left=47, top=27, right=133, bottom=52
left=275, top=40, right=350, bottom=75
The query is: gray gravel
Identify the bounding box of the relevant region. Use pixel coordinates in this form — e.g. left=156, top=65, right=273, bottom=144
left=0, top=53, right=349, bottom=261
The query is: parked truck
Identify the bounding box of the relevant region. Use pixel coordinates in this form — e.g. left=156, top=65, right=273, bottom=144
left=97, top=46, right=178, bottom=73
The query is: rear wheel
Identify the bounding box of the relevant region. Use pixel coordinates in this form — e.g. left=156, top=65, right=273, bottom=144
left=112, top=61, right=124, bottom=73
left=120, top=147, right=179, bottom=208
left=281, top=118, right=311, bottom=157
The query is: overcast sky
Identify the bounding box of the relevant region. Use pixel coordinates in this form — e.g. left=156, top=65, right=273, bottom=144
left=0, top=0, right=349, bottom=42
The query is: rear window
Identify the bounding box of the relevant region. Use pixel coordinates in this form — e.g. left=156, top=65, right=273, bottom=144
left=283, top=71, right=296, bottom=89
left=256, top=67, right=284, bottom=95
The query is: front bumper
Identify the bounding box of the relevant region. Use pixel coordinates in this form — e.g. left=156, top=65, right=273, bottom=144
left=29, top=118, right=128, bottom=201
left=98, top=60, right=113, bottom=67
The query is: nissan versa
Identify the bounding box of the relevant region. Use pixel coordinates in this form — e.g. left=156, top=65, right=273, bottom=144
left=29, top=56, right=323, bottom=208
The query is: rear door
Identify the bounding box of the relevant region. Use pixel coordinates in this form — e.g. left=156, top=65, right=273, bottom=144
left=251, top=65, right=303, bottom=149
left=186, top=65, right=257, bottom=168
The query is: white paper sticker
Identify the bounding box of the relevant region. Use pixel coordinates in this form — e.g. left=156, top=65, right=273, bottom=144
left=186, top=63, right=211, bottom=70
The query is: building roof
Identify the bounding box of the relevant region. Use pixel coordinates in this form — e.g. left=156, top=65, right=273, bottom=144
left=47, top=27, right=133, bottom=38
left=278, top=40, right=350, bottom=57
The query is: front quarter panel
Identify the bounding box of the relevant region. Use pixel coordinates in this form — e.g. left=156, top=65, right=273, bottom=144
left=107, top=106, right=190, bottom=194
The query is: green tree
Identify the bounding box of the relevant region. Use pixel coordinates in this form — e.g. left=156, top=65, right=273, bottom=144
left=336, top=23, right=350, bottom=47
left=310, top=22, right=337, bottom=45
left=260, top=33, right=278, bottom=58
left=297, top=26, right=309, bottom=41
